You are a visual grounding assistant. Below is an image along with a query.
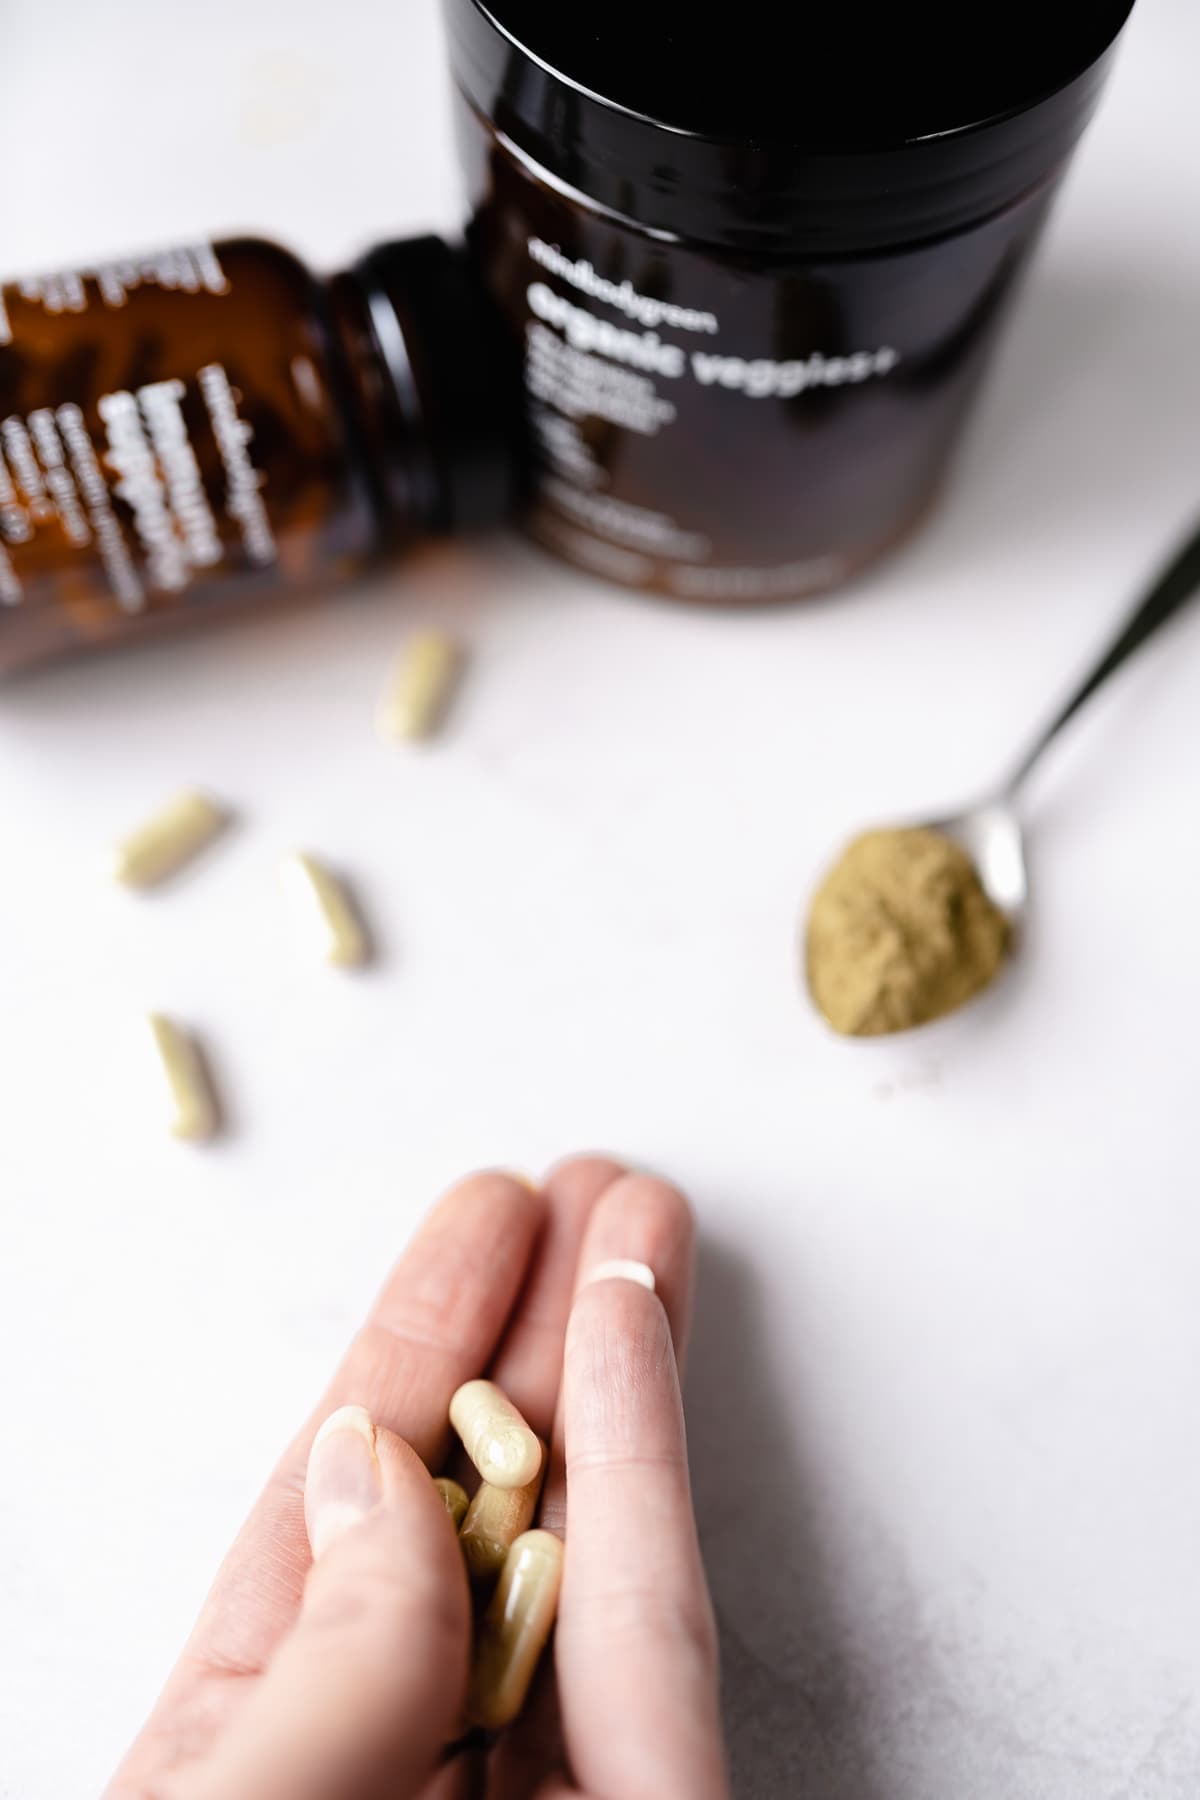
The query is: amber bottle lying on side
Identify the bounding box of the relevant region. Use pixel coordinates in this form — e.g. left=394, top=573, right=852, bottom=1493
left=0, top=237, right=518, bottom=674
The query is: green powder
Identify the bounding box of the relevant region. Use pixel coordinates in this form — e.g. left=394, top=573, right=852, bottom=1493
left=806, top=827, right=1010, bottom=1037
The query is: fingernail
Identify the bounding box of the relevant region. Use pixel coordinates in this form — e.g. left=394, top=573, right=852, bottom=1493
left=583, top=1258, right=656, bottom=1293
left=305, top=1404, right=381, bottom=1558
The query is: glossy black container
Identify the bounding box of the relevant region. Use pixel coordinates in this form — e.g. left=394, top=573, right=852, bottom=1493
left=447, top=0, right=1138, bottom=602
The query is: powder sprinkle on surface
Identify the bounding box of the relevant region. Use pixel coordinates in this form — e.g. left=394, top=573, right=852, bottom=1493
left=806, top=826, right=1010, bottom=1038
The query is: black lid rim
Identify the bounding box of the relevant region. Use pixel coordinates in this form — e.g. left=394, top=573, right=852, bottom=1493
left=462, top=0, right=1135, bottom=156
left=446, top=0, right=1136, bottom=254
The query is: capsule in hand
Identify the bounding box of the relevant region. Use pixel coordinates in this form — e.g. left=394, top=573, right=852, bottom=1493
left=434, top=1477, right=470, bottom=1528
left=450, top=1380, right=542, bottom=1489
left=459, top=1447, right=546, bottom=1581
left=466, top=1529, right=564, bottom=1730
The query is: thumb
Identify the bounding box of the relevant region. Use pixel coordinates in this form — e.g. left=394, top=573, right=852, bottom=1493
left=177, top=1406, right=470, bottom=1800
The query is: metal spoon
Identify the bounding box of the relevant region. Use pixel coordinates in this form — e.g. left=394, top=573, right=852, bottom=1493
left=805, top=516, right=1200, bottom=1038
left=931, top=515, right=1200, bottom=927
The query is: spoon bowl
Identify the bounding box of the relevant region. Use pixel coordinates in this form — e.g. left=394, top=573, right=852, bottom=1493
left=932, top=800, right=1028, bottom=925
left=805, top=513, right=1200, bottom=1035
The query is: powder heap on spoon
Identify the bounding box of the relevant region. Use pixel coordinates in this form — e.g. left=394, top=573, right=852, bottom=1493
left=805, top=516, right=1200, bottom=1039
left=806, top=827, right=1010, bottom=1038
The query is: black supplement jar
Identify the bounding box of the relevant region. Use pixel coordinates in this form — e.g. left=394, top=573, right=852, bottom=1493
left=445, top=0, right=1139, bottom=604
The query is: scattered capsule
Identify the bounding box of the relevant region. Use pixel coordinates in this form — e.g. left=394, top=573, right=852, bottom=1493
left=280, top=852, right=370, bottom=968
left=450, top=1380, right=542, bottom=1490
left=109, top=789, right=227, bottom=889
left=145, top=1014, right=220, bottom=1142
left=376, top=631, right=462, bottom=742
left=466, top=1529, right=564, bottom=1730
left=434, top=1477, right=470, bottom=1528
left=460, top=1447, right=546, bottom=1582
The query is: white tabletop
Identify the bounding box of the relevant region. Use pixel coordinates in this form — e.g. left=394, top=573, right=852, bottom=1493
left=3, top=3, right=1199, bottom=1795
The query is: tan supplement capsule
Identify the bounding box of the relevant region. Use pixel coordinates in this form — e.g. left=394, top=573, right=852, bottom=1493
left=434, top=1477, right=470, bottom=1528
left=450, top=1380, right=542, bottom=1490
left=376, top=630, right=462, bottom=742
left=280, top=852, right=370, bottom=968
left=146, top=1014, right=220, bottom=1142
left=466, top=1529, right=564, bottom=1730
left=459, top=1445, right=546, bottom=1581
left=109, top=790, right=227, bottom=889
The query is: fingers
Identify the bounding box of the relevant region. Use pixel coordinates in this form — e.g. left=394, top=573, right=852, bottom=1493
left=423, top=1753, right=487, bottom=1800
left=539, top=1173, right=696, bottom=1536
left=171, top=1413, right=469, bottom=1800
left=496, top=1175, right=703, bottom=1795
left=572, top=1171, right=697, bottom=1365
left=109, top=1172, right=543, bottom=1794
left=555, top=1273, right=727, bottom=1799
left=322, top=1171, right=547, bottom=1469
left=201, top=1173, right=541, bottom=1657
left=486, top=1157, right=626, bottom=1437
left=485, top=1654, right=567, bottom=1799
left=108, top=1161, right=712, bottom=1800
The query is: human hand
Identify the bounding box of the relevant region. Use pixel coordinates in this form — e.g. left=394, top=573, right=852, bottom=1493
left=106, top=1158, right=729, bottom=1798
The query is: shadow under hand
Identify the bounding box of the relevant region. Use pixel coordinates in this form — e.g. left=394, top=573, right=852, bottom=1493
left=686, top=1240, right=886, bottom=1800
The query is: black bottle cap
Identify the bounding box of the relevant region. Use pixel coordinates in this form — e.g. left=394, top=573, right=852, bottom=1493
left=446, top=0, right=1138, bottom=254
left=352, top=235, right=521, bottom=532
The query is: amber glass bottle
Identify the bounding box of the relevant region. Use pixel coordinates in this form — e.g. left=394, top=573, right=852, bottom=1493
left=0, top=236, right=518, bottom=673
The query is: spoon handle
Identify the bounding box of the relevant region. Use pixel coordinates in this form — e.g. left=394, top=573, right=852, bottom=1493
left=1005, top=515, right=1200, bottom=798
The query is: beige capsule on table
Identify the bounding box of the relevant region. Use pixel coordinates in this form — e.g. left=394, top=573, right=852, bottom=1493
left=450, top=1380, right=542, bottom=1490
left=108, top=789, right=228, bottom=889
left=466, top=1529, right=565, bottom=1730
left=434, top=1477, right=470, bottom=1528
left=460, top=1446, right=546, bottom=1582
left=145, top=1014, right=221, bottom=1143
left=376, top=630, right=462, bottom=742
left=279, top=852, right=370, bottom=968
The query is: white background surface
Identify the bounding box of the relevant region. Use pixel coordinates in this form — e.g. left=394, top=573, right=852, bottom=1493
left=2, top=2, right=1199, bottom=1795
